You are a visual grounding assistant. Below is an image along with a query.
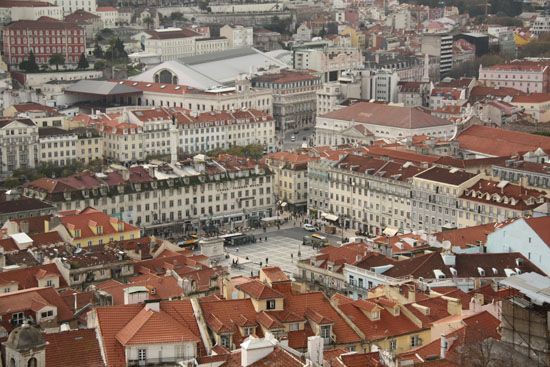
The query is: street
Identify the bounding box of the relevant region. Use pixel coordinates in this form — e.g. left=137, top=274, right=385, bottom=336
left=281, top=127, right=314, bottom=151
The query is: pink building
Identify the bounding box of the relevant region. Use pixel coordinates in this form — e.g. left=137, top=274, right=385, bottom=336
left=479, top=60, right=550, bottom=94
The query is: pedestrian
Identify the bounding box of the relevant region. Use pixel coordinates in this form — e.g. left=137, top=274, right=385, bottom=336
left=265, top=257, right=268, bottom=265
left=291, top=253, right=294, bottom=259
left=236, top=247, right=239, bottom=253
left=265, top=236, right=267, bottom=241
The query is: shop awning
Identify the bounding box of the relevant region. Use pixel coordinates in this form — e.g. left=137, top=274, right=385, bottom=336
left=261, top=216, right=281, bottom=222
left=321, top=213, right=339, bottom=222
left=281, top=202, right=288, bottom=207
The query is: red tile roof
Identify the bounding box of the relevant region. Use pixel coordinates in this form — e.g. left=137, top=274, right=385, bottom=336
left=96, top=273, right=183, bottom=305
left=0, top=287, right=73, bottom=332
left=414, top=166, right=478, bottom=185
left=94, top=300, right=203, bottom=367
left=321, top=102, right=452, bottom=129
left=456, top=125, right=550, bottom=157
left=260, top=266, right=290, bottom=283
left=335, top=295, right=425, bottom=341
left=524, top=216, right=550, bottom=246
left=512, top=93, right=550, bottom=103
left=236, top=279, right=284, bottom=300
left=58, top=207, right=138, bottom=239
left=116, top=306, right=200, bottom=345
left=0, top=263, right=67, bottom=289
left=281, top=291, right=362, bottom=344
left=434, top=222, right=503, bottom=248
left=461, top=179, right=547, bottom=210
left=45, top=328, right=104, bottom=367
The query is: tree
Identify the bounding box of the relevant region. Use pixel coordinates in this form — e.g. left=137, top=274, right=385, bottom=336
left=77, top=53, right=89, bottom=69
left=105, top=37, right=128, bottom=64
left=48, top=53, right=65, bottom=71
left=94, top=60, right=106, bottom=71
left=93, top=43, right=104, bottom=58
left=142, top=16, right=154, bottom=30
left=19, top=50, right=39, bottom=73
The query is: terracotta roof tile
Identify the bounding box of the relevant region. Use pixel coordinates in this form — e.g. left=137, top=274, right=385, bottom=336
left=456, top=125, right=550, bottom=157
left=236, top=280, right=284, bottom=300
left=45, top=328, right=104, bottom=367
left=321, top=102, right=452, bottom=129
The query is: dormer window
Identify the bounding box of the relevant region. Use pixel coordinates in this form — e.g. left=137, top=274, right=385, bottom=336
left=477, top=267, right=485, bottom=276
left=74, top=229, right=81, bottom=238
left=266, top=299, right=276, bottom=310
left=97, top=226, right=103, bottom=234
left=243, top=326, right=255, bottom=336
left=320, top=325, right=332, bottom=344
left=370, top=310, right=380, bottom=320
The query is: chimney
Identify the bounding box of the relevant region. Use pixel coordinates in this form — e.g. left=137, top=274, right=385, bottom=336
left=240, top=336, right=275, bottom=367
left=145, top=301, right=160, bottom=312
left=440, top=334, right=448, bottom=359
left=307, top=336, right=324, bottom=366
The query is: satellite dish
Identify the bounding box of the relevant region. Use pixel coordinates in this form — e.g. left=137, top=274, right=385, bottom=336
left=442, top=240, right=451, bottom=250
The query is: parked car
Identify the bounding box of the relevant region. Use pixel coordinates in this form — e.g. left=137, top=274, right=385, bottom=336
left=303, top=223, right=318, bottom=231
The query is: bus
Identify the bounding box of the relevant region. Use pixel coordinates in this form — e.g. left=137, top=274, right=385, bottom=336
left=303, top=233, right=328, bottom=248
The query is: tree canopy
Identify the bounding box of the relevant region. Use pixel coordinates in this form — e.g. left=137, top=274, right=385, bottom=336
left=48, top=53, right=65, bottom=71
left=19, top=51, right=39, bottom=73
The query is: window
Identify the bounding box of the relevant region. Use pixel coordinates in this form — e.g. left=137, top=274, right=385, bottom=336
left=411, top=335, right=421, bottom=347
left=221, top=334, right=231, bottom=348
left=266, top=299, right=276, bottom=310
left=41, top=310, right=54, bottom=318
left=389, top=339, right=397, bottom=351
left=138, top=348, right=147, bottom=361
left=289, top=323, right=299, bottom=331
left=11, top=312, right=24, bottom=326
left=320, top=325, right=331, bottom=341
left=28, top=358, right=37, bottom=367
left=244, top=327, right=254, bottom=336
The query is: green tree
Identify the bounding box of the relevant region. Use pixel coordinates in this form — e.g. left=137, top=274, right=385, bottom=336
left=93, top=42, right=104, bottom=58
left=94, top=60, right=106, bottom=70
left=19, top=50, right=39, bottom=73
left=77, top=53, right=89, bottom=69
left=48, top=53, right=65, bottom=71
left=170, top=11, right=185, bottom=21
left=105, top=37, right=128, bottom=64
left=142, top=16, right=154, bottom=30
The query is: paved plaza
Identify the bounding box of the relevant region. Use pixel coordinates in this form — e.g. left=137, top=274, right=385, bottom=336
left=223, top=228, right=327, bottom=278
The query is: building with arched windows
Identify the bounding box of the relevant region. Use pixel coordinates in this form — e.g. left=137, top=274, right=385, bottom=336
left=2, top=18, right=85, bottom=67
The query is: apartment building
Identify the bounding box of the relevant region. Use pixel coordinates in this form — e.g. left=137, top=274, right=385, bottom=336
left=510, top=93, right=550, bottom=123
left=421, top=32, right=453, bottom=75
left=0, top=118, right=39, bottom=176
left=0, top=1, right=63, bottom=24
left=97, top=109, right=178, bottom=163
left=134, top=27, right=229, bottom=62
left=252, top=70, right=322, bottom=131
left=23, top=155, right=274, bottom=229
left=411, top=166, right=482, bottom=233
left=293, top=45, right=363, bottom=82
left=457, top=179, right=547, bottom=228
left=479, top=60, right=550, bottom=94
left=176, top=108, right=276, bottom=154
left=117, top=78, right=273, bottom=116
left=308, top=154, right=424, bottom=234
left=2, top=18, right=86, bottom=66
left=264, top=151, right=319, bottom=212
left=220, top=24, right=253, bottom=48
left=71, top=127, right=103, bottom=164
left=38, top=127, right=78, bottom=166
